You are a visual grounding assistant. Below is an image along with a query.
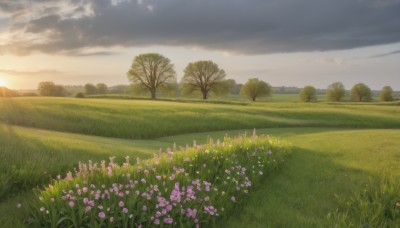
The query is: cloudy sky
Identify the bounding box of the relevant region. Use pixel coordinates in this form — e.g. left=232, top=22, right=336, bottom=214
left=0, top=0, right=399, bottom=90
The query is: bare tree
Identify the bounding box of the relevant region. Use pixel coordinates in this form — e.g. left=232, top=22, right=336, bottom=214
left=181, top=60, right=228, bottom=99
left=127, top=53, right=176, bottom=99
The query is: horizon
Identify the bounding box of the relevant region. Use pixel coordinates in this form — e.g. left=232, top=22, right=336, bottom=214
left=0, top=0, right=399, bottom=90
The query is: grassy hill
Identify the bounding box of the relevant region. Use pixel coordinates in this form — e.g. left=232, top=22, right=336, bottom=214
left=0, top=97, right=399, bottom=139
left=0, top=97, right=399, bottom=227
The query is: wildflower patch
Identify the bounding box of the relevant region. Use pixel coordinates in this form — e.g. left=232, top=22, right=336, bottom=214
left=28, top=134, right=291, bottom=227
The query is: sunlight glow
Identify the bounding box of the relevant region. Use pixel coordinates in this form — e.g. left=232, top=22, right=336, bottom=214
left=0, top=76, right=7, bottom=87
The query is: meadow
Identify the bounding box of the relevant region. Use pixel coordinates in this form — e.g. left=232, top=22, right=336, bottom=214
left=0, top=97, right=399, bottom=227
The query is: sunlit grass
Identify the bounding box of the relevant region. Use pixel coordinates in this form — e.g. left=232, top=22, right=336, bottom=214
left=0, top=97, right=399, bottom=139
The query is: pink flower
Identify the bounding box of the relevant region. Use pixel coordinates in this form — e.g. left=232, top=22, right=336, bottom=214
left=40, top=207, right=45, bottom=212
left=186, top=208, right=197, bottom=218
left=119, top=201, right=124, bottom=207
left=85, top=206, right=92, bottom=212
left=170, top=174, right=175, bottom=180
left=166, top=205, right=173, bottom=211
left=99, top=212, right=106, bottom=219
left=83, top=197, right=89, bottom=204
left=82, top=187, right=88, bottom=193
left=142, top=205, right=147, bottom=211
left=156, top=176, right=161, bottom=180
left=141, top=178, right=146, bottom=184
left=144, top=170, right=149, bottom=175
left=164, top=217, right=173, bottom=224
left=69, top=201, right=74, bottom=207
left=154, top=219, right=160, bottom=225
left=110, top=217, right=114, bottom=223
left=122, top=208, right=128, bottom=213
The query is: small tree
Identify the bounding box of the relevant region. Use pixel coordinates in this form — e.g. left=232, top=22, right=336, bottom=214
left=96, top=83, right=108, bottom=94
left=299, top=86, right=317, bottom=102
left=38, top=81, right=66, bottom=97
left=84, top=83, right=98, bottom=95
left=351, top=83, right=372, bottom=102
left=240, top=78, right=272, bottom=101
left=181, top=60, right=228, bottom=99
left=379, top=86, right=393, bottom=101
left=326, top=82, right=345, bottom=102
left=127, top=53, right=176, bottom=99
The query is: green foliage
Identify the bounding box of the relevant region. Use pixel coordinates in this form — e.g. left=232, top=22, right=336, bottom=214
left=351, top=83, right=372, bottom=102
left=127, top=53, right=177, bottom=99
left=327, top=174, right=400, bottom=227
left=299, top=86, right=317, bottom=102
left=75, top=92, right=85, bottom=98
left=28, top=135, right=290, bottom=227
left=240, top=78, right=272, bottom=101
left=84, top=83, right=98, bottom=95
left=181, top=61, right=228, bottom=99
left=380, top=86, right=394, bottom=102
left=326, top=82, right=345, bottom=102
left=96, top=83, right=108, bottom=94
left=38, top=81, right=67, bottom=97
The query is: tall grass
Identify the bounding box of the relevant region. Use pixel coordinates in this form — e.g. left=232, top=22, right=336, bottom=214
left=0, top=124, right=166, bottom=200
left=327, top=174, right=400, bottom=227
left=1, top=97, right=400, bottom=139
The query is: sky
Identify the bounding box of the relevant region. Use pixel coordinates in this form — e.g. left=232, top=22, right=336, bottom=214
left=0, top=0, right=399, bottom=90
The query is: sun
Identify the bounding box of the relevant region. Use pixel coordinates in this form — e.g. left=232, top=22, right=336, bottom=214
left=0, top=77, right=7, bottom=87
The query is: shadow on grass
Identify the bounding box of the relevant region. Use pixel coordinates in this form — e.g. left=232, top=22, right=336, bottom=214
left=219, top=146, right=372, bottom=228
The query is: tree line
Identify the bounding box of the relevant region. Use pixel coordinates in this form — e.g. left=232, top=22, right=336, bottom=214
left=37, top=82, right=109, bottom=97
left=127, top=53, right=397, bottom=102
left=299, top=82, right=395, bottom=102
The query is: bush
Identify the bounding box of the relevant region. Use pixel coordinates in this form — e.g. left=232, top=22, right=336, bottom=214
left=27, top=134, right=290, bottom=227
left=299, top=86, right=317, bottom=102
left=75, top=92, right=85, bottom=98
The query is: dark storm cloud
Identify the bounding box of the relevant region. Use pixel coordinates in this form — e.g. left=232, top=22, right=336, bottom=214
left=370, top=50, right=400, bottom=58
left=1, top=0, right=400, bottom=55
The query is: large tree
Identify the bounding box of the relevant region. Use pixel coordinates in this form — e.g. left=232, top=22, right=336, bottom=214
left=379, top=86, right=393, bottom=101
left=240, top=78, right=272, bottom=101
left=84, top=83, right=98, bottom=95
left=96, top=83, right=108, bottom=94
left=181, top=60, right=228, bottom=99
left=299, top=85, right=317, bottom=102
left=351, top=83, right=372, bottom=102
left=38, top=81, right=66, bottom=97
left=326, top=82, right=345, bottom=102
left=127, top=53, right=176, bottom=99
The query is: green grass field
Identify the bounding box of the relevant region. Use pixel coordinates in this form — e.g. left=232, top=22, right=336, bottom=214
left=0, top=97, right=399, bottom=227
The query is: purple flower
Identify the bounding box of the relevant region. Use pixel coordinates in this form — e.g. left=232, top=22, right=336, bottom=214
left=119, top=201, right=124, bottom=207
left=166, top=205, right=173, bottom=211
left=122, top=208, right=128, bottom=213
left=69, top=201, right=74, bottom=207
left=154, top=219, right=160, bottom=225
left=142, top=205, right=147, bottom=212
left=99, top=212, right=106, bottom=219
left=186, top=208, right=197, bottom=218
left=163, top=217, right=173, bottom=224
